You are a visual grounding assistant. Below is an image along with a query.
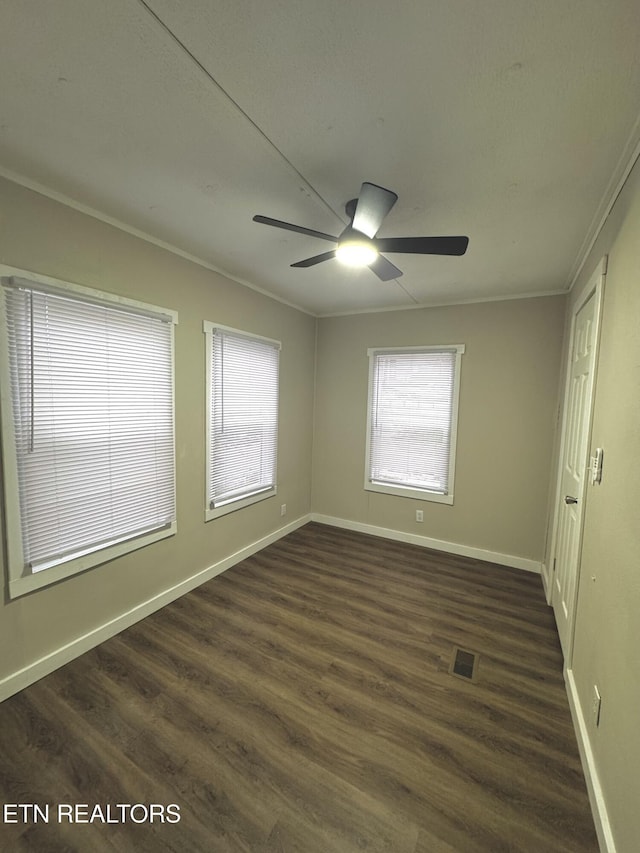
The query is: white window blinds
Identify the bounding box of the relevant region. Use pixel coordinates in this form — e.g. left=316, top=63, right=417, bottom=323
left=206, top=325, right=280, bottom=514
left=366, top=346, right=464, bottom=501
left=1, top=277, right=176, bottom=593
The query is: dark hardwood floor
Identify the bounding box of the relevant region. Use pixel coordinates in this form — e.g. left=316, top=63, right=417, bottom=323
left=0, top=522, right=598, bottom=852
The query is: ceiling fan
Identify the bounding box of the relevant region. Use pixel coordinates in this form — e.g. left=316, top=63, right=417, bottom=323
left=253, top=181, right=469, bottom=281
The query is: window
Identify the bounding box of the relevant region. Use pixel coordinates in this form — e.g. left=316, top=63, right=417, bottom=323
left=365, top=345, right=465, bottom=504
left=204, top=323, right=280, bottom=520
left=0, top=270, right=177, bottom=598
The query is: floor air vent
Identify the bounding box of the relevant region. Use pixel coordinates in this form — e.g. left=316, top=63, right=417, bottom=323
left=449, top=646, right=479, bottom=683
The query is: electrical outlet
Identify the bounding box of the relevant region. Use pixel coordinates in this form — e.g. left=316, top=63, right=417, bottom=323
left=280, top=503, right=287, bottom=517
left=415, top=509, right=424, bottom=522
left=592, top=685, right=602, bottom=727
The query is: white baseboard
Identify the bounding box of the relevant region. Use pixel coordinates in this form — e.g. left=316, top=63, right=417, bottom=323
left=565, top=667, right=616, bottom=853
left=0, top=514, right=311, bottom=703
left=310, top=514, right=542, bottom=574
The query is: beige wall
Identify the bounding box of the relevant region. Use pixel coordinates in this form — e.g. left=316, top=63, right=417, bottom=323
left=562, top=156, right=640, bottom=853
left=312, top=296, right=566, bottom=563
left=0, top=177, right=316, bottom=687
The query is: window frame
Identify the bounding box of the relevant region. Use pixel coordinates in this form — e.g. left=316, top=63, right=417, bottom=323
left=0, top=265, right=178, bottom=599
left=364, top=344, right=465, bottom=505
left=204, top=321, right=280, bottom=521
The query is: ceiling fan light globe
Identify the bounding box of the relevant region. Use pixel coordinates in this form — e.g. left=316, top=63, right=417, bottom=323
left=335, top=239, right=378, bottom=267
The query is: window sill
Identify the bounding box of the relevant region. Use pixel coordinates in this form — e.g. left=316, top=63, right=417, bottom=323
left=8, top=522, right=177, bottom=599
left=365, top=481, right=454, bottom=505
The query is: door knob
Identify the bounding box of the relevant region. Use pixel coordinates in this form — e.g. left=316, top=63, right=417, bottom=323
left=564, top=495, right=578, bottom=505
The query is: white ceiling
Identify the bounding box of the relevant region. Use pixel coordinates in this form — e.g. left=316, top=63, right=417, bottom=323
left=1, top=0, right=639, bottom=316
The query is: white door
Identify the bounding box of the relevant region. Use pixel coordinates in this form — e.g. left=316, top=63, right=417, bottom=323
left=552, top=262, right=604, bottom=660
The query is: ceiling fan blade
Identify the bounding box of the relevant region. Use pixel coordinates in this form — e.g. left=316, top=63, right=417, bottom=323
left=369, top=254, right=403, bottom=281
left=291, top=250, right=337, bottom=268
left=375, top=236, right=469, bottom=256
left=253, top=215, right=337, bottom=243
left=352, top=182, right=398, bottom=238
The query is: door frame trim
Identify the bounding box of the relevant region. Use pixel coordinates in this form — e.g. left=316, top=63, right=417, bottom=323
left=545, top=256, right=606, bottom=664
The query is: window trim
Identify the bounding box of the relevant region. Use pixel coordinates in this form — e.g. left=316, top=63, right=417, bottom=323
left=203, top=321, right=280, bottom=521
left=0, top=265, right=178, bottom=599
left=364, top=344, right=465, bottom=505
